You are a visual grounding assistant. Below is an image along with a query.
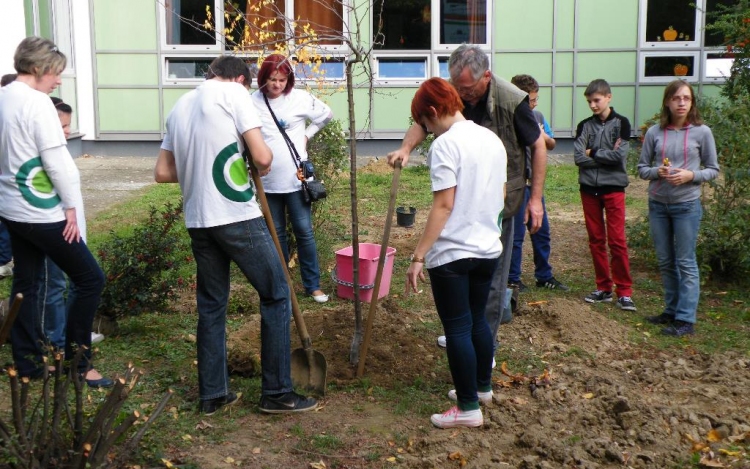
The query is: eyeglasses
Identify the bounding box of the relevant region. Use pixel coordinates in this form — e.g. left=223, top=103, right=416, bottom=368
left=670, top=96, right=691, bottom=103
left=529, top=97, right=539, bottom=105
left=451, top=75, right=486, bottom=96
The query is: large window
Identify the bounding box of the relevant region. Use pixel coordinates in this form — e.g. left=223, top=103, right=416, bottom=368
left=162, top=0, right=345, bottom=50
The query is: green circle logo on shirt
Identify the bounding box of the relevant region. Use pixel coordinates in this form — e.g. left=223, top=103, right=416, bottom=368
left=16, top=156, right=61, bottom=209
left=212, top=142, right=254, bottom=202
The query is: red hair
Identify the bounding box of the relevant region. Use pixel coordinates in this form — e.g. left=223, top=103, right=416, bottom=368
left=257, top=54, right=295, bottom=95
left=411, top=78, right=464, bottom=123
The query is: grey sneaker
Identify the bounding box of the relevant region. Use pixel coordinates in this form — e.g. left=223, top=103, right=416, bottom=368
left=508, top=281, right=529, bottom=293
left=259, top=391, right=318, bottom=414
left=536, top=277, right=570, bottom=291
left=662, top=320, right=695, bottom=337
left=0, top=261, right=12, bottom=279
left=584, top=290, right=613, bottom=303
left=616, top=296, right=637, bottom=311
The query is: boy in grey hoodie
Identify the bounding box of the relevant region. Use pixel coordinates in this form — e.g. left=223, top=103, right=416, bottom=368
left=573, top=79, right=636, bottom=311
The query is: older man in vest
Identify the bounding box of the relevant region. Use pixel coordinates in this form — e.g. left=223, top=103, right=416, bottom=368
left=387, top=44, right=547, bottom=356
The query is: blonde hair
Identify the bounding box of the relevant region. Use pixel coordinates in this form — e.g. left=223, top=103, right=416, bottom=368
left=14, top=37, right=66, bottom=79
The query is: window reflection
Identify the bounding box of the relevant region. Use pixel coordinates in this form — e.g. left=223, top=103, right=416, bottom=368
left=374, top=0, right=431, bottom=49
left=165, top=0, right=215, bottom=45
left=440, top=0, right=486, bottom=44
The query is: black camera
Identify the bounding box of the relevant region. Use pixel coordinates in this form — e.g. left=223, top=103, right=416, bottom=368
left=302, top=161, right=315, bottom=179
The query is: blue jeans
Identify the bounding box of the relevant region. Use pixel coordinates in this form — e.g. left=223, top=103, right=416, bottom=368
left=509, top=188, right=553, bottom=283
left=648, top=198, right=702, bottom=324
left=0, top=221, right=12, bottom=265
left=39, top=258, right=71, bottom=349
left=485, top=216, right=514, bottom=343
left=265, top=190, right=322, bottom=295
left=187, top=217, right=293, bottom=401
left=1, top=217, right=104, bottom=378
left=429, top=257, right=498, bottom=410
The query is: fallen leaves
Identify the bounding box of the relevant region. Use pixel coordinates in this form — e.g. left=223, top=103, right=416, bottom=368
left=448, top=450, right=467, bottom=466
left=496, top=362, right=553, bottom=393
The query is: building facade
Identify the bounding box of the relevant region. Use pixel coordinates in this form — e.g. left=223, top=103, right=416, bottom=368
left=0, top=0, right=733, bottom=156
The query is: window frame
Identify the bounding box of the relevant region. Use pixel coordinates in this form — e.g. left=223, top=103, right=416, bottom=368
left=163, top=56, right=219, bottom=84
left=160, top=0, right=224, bottom=51
left=432, top=0, right=491, bottom=50
left=638, top=0, right=706, bottom=49
left=51, top=0, right=75, bottom=73
left=639, top=51, right=700, bottom=83
left=703, top=49, right=734, bottom=82
left=373, top=55, right=429, bottom=84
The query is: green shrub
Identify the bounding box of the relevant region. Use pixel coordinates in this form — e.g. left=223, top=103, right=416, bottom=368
left=97, top=201, right=192, bottom=318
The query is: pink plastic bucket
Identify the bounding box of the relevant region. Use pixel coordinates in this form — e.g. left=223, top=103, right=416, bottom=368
left=333, top=243, right=396, bottom=302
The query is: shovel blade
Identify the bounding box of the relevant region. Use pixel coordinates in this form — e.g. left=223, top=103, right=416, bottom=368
left=291, top=348, right=327, bottom=396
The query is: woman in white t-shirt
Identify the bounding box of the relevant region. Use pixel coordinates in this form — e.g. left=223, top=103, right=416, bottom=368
left=251, top=54, right=333, bottom=303
left=404, top=78, right=507, bottom=429
left=0, top=37, right=110, bottom=387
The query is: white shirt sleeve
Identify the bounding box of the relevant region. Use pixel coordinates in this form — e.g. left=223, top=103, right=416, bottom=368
left=40, top=145, right=78, bottom=209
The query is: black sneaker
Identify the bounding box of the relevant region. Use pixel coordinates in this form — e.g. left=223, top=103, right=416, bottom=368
left=646, top=312, right=675, bottom=325
left=536, top=277, right=570, bottom=291
left=508, top=281, right=528, bottom=293
left=259, top=391, right=318, bottom=414
left=662, top=320, right=695, bottom=337
left=200, top=392, right=241, bottom=416
left=616, top=296, right=637, bottom=311
left=584, top=290, right=613, bottom=303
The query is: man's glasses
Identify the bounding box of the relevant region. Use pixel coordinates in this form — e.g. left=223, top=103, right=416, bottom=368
left=529, top=97, right=539, bottom=105
left=451, top=76, right=485, bottom=96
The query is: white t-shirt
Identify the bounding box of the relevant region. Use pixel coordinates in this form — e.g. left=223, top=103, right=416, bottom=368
left=162, top=80, right=263, bottom=229
left=0, top=81, right=77, bottom=223
left=251, top=88, right=332, bottom=193
left=426, top=120, right=507, bottom=268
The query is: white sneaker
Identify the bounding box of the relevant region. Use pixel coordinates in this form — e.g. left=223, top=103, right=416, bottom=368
left=492, top=358, right=496, bottom=369
left=91, top=332, right=105, bottom=344
left=312, top=294, right=329, bottom=303
left=430, top=406, right=482, bottom=429
left=436, top=335, right=446, bottom=348
left=448, top=389, right=493, bottom=405
left=0, top=262, right=13, bottom=279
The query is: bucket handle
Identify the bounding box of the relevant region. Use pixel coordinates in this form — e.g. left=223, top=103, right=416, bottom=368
left=330, top=267, right=375, bottom=290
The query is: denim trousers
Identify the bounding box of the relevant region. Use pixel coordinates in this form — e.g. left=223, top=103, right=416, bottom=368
left=187, top=217, right=293, bottom=401
left=39, top=258, right=72, bottom=349
left=0, top=221, right=11, bottom=265
left=265, top=190, right=322, bottom=295
left=0, top=217, right=104, bottom=378
left=429, top=257, right=498, bottom=410
left=509, top=187, right=553, bottom=283
left=580, top=191, right=633, bottom=297
left=485, top=216, right=514, bottom=344
left=648, top=198, right=702, bottom=324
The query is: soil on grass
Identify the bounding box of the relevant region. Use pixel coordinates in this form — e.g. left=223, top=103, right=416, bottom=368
left=82, top=157, right=750, bottom=469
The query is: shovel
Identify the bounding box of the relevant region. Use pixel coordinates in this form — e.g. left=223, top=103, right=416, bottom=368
left=356, top=162, right=402, bottom=377
left=249, top=165, right=327, bottom=396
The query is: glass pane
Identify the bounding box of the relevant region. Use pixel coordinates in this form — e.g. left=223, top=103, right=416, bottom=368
left=440, top=0, right=487, bottom=45
left=224, top=0, right=286, bottom=50
left=165, top=0, right=215, bottom=45
left=438, top=57, right=450, bottom=78
left=706, top=52, right=733, bottom=78
left=378, top=59, right=426, bottom=78
left=295, top=0, right=344, bottom=45
left=295, top=59, right=345, bottom=80
left=705, top=0, right=738, bottom=47
left=53, top=0, right=74, bottom=70
left=373, top=0, right=431, bottom=50
left=167, top=58, right=213, bottom=78
left=644, top=55, right=695, bottom=77
left=645, top=0, right=696, bottom=43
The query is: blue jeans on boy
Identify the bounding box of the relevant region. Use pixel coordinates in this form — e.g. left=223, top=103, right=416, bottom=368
left=1, top=217, right=104, bottom=378
left=265, top=190, right=322, bottom=295
left=648, top=198, right=702, bottom=324
left=187, top=217, right=293, bottom=401
left=429, top=257, right=498, bottom=410
left=39, top=258, right=71, bottom=349
left=509, top=187, right=553, bottom=284
left=0, top=221, right=12, bottom=265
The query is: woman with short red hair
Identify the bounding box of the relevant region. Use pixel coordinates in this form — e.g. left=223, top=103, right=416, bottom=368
left=405, top=78, right=507, bottom=428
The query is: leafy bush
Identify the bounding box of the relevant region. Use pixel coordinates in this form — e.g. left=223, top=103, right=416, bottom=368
left=696, top=97, right=750, bottom=281
left=97, top=201, right=192, bottom=318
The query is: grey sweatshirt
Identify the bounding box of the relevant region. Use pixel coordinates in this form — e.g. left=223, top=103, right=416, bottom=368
left=573, top=108, right=631, bottom=194
left=637, top=123, right=720, bottom=204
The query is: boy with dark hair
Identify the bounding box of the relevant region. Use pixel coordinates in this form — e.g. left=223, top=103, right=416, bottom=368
left=573, top=79, right=636, bottom=311
left=508, top=74, right=568, bottom=292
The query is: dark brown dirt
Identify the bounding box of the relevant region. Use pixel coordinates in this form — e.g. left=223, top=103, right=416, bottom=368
left=79, top=157, right=750, bottom=469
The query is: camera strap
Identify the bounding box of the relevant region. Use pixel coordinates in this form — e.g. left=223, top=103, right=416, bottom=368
left=264, top=94, right=305, bottom=181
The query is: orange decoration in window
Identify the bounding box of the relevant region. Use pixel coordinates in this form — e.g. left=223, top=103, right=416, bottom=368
left=674, top=64, right=688, bottom=76
left=663, top=26, right=678, bottom=41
